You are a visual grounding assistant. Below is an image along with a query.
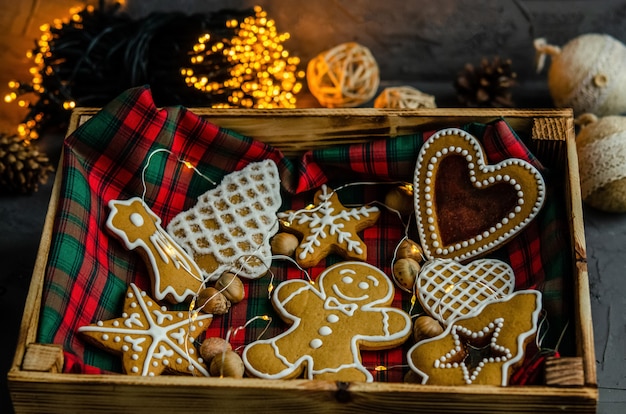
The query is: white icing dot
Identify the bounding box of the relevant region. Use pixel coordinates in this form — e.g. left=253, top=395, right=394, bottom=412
left=122, top=345, right=129, bottom=352
left=114, top=336, right=120, bottom=343
left=113, top=321, right=119, bottom=327
left=358, top=281, right=369, bottom=289
left=102, top=334, right=109, bottom=341
left=176, top=358, right=182, bottom=364
left=327, top=314, right=339, bottom=323
left=132, top=366, right=139, bottom=373
left=310, top=339, right=323, bottom=349
left=319, top=326, right=332, bottom=336
left=130, top=212, right=144, bottom=227
left=97, top=321, right=104, bottom=327
left=152, top=361, right=158, bottom=367
left=342, top=276, right=353, bottom=284
left=132, top=354, right=139, bottom=360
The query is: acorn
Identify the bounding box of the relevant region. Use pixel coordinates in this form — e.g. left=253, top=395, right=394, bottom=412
left=270, top=232, right=299, bottom=256
left=215, top=272, right=245, bottom=304
left=396, top=238, right=424, bottom=262
left=200, top=337, right=233, bottom=362
left=384, top=185, right=414, bottom=216
left=392, top=258, right=421, bottom=291
left=196, top=287, right=231, bottom=315
left=209, top=350, right=245, bottom=378
left=413, top=315, right=444, bottom=343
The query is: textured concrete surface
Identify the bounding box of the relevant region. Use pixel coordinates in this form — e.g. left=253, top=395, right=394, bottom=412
left=2, top=1, right=626, bottom=413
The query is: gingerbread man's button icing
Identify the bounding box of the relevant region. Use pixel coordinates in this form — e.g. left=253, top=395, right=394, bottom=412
left=413, top=128, right=545, bottom=262
left=78, top=283, right=213, bottom=376
left=407, top=290, right=541, bottom=386
left=278, top=185, right=380, bottom=268
left=242, top=261, right=411, bottom=382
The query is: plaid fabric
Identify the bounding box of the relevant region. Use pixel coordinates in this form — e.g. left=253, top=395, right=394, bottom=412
left=39, top=86, right=573, bottom=382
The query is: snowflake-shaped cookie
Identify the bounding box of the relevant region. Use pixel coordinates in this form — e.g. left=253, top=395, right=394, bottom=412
left=278, top=185, right=380, bottom=268
left=78, top=283, right=212, bottom=376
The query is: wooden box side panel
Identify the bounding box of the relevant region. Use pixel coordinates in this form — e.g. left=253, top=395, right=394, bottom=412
left=8, top=371, right=598, bottom=414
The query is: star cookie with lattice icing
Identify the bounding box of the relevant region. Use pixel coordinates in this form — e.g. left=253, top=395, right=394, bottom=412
left=278, top=184, right=380, bottom=268
left=78, top=283, right=212, bottom=376
left=167, top=160, right=281, bottom=281
left=407, top=290, right=541, bottom=386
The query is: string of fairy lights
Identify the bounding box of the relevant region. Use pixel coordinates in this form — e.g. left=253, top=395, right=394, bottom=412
left=3, top=4, right=304, bottom=142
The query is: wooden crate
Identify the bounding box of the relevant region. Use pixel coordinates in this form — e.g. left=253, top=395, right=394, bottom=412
left=8, top=108, right=597, bottom=413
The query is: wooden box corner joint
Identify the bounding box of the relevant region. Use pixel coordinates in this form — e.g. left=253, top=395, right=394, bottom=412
left=544, top=356, right=585, bottom=387
left=21, top=343, right=64, bottom=373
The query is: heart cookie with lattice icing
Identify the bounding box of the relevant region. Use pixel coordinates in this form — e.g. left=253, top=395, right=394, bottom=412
left=413, top=128, right=545, bottom=262
left=407, top=289, right=541, bottom=386
left=417, top=258, right=515, bottom=325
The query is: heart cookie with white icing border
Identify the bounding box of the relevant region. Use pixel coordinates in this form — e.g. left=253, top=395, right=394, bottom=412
left=413, top=128, right=545, bottom=262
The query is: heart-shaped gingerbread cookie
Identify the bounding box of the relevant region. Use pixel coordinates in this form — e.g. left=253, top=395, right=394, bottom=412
left=417, top=258, right=515, bottom=325
left=413, top=128, right=545, bottom=262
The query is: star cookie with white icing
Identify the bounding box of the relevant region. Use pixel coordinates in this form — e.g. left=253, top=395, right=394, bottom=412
left=78, top=283, right=212, bottom=376
left=407, top=290, right=541, bottom=386
left=278, top=184, right=380, bottom=268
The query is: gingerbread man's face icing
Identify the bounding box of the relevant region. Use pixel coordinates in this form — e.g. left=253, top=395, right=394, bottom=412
left=242, top=261, right=411, bottom=382
left=321, top=264, right=391, bottom=305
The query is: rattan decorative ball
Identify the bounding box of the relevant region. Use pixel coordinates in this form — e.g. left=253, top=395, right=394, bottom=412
left=374, top=86, right=436, bottom=109
left=576, top=113, right=626, bottom=212
left=307, top=42, right=380, bottom=108
left=535, top=34, right=626, bottom=116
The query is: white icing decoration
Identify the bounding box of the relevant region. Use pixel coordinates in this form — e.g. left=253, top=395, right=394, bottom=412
left=413, top=127, right=546, bottom=262
left=407, top=290, right=542, bottom=386
left=242, top=261, right=411, bottom=382
left=105, top=197, right=203, bottom=303
left=417, top=258, right=515, bottom=325
left=310, top=339, right=323, bottom=349
left=319, top=326, right=333, bottom=336
left=77, top=283, right=212, bottom=376
left=278, top=185, right=379, bottom=263
left=130, top=212, right=144, bottom=227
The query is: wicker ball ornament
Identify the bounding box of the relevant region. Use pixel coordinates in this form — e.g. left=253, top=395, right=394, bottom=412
left=374, top=86, right=436, bottom=109
left=576, top=113, right=626, bottom=212
left=307, top=42, right=380, bottom=108
left=535, top=34, right=626, bottom=116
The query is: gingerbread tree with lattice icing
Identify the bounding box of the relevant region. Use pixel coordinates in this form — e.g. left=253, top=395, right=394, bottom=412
left=166, top=160, right=281, bottom=281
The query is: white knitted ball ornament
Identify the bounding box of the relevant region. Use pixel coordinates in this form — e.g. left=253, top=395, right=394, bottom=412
left=307, top=42, right=380, bottom=108
left=576, top=113, right=626, bottom=212
left=535, top=34, right=626, bottom=116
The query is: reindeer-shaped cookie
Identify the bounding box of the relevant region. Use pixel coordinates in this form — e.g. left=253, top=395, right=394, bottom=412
left=107, top=197, right=204, bottom=304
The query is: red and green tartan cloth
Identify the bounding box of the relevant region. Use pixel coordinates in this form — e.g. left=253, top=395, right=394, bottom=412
left=39, top=86, right=573, bottom=382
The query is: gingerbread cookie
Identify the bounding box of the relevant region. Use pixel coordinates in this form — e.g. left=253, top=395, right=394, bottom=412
left=407, top=290, right=542, bottom=386
left=107, top=197, right=204, bottom=304
left=417, top=258, right=515, bottom=325
left=414, top=128, right=545, bottom=262
left=277, top=185, right=380, bottom=268
left=78, top=283, right=213, bottom=376
left=242, top=261, right=411, bottom=382
left=167, top=159, right=281, bottom=281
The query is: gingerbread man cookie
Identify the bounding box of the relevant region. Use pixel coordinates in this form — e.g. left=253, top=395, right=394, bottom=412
left=407, top=290, right=542, bottom=386
left=277, top=185, right=380, bottom=268
left=78, top=283, right=213, bottom=376
left=242, top=261, right=411, bottom=382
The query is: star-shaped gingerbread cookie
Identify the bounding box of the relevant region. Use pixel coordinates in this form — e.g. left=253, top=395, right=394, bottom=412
left=278, top=185, right=380, bottom=268
left=78, top=283, right=212, bottom=376
left=407, top=290, right=541, bottom=386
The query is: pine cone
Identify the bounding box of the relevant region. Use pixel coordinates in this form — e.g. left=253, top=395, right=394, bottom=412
left=0, top=134, right=54, bottom=193
left=454, top=57, right=517, bottom=108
